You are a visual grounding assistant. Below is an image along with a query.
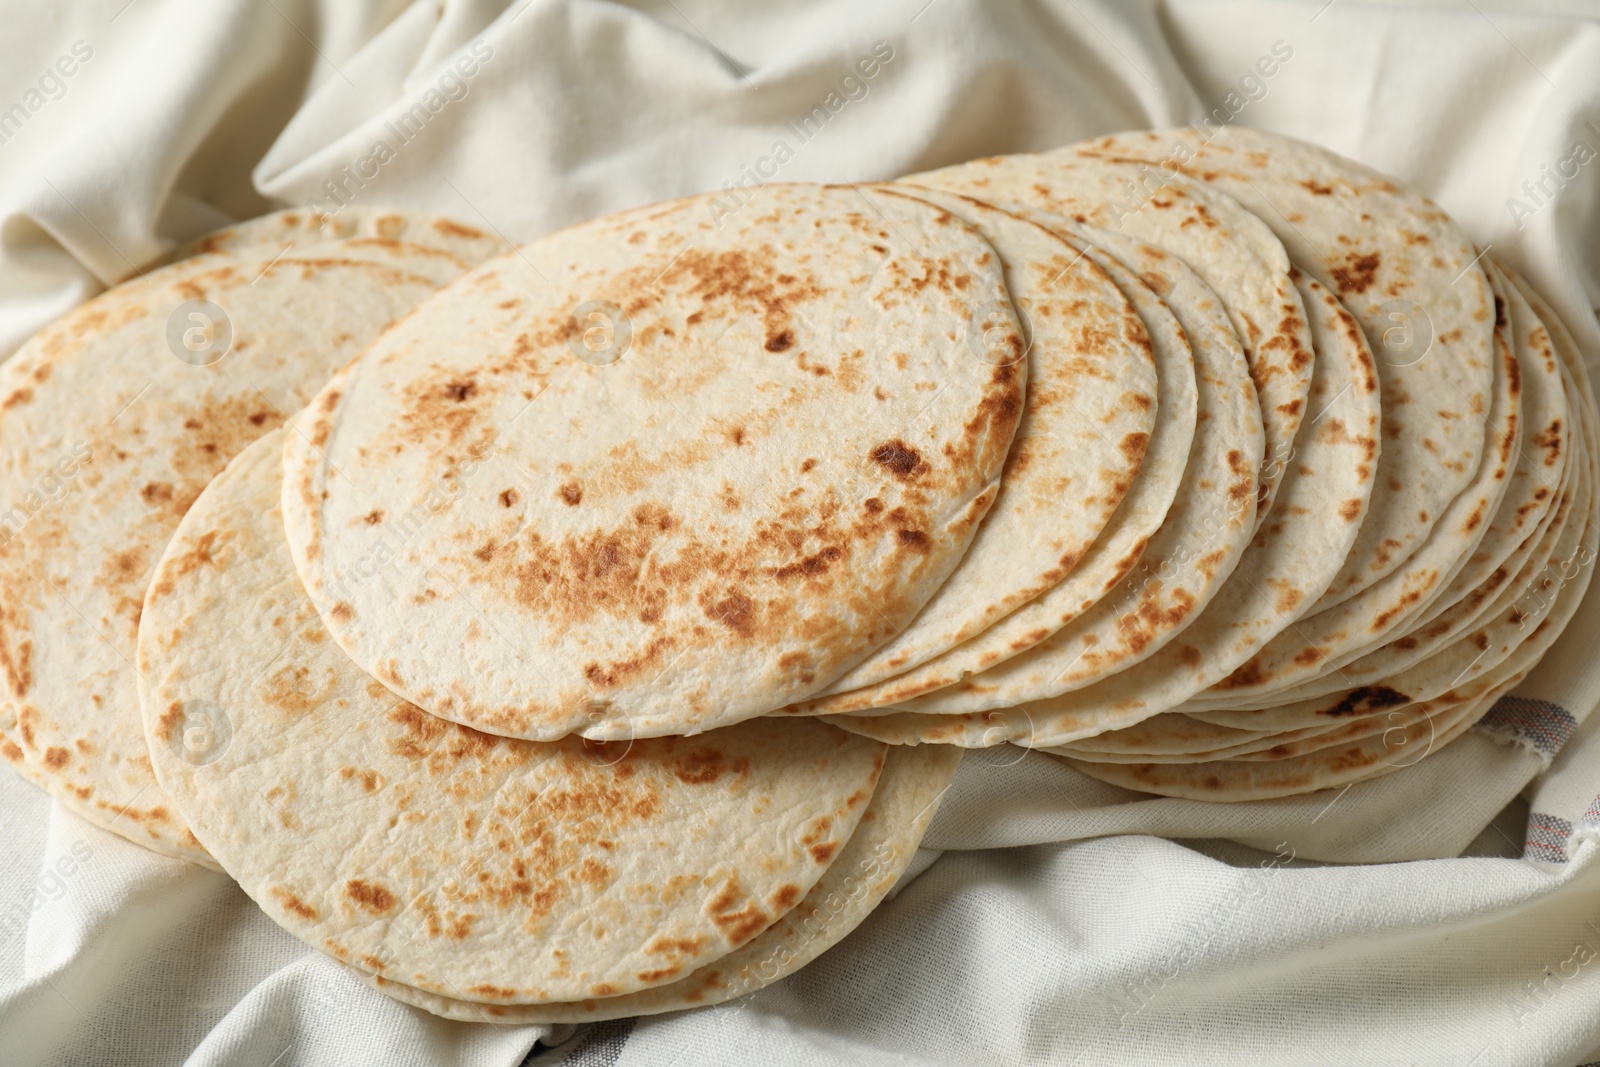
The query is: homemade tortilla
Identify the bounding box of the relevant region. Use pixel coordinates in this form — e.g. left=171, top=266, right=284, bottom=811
left=810, top=186, right=1158, bottom=693
left=140, top=429, right=889, bottom=1004
left=787, top=219, right=1200, bottom=714
left=345, top=742, right=961, bottom=1023
left=283, top=183, right=1028, bottom=741
left=1076, top=127, right=1497, bottom=608
left=0, top=229, right=494, bottom=863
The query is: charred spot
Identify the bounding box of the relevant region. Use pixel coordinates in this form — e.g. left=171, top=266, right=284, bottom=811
left=773, top=545, right=843, bottom=581
left=870, top=440, right=926, bottom=479
left=1331, top=251, right=1381, bottom=295
left=472, top=984, right=519, bottom=999
left=500, top=488, right=519, bottom=507
left=444, top=379, right=477, bottom=402
left=765, top=329, right=794, bottom=352
left=896, top=528, right=931, bottom=552
left=42, top=746, right=70, bottom=769
left=1324, top=685, right=1409, bottom=717
left=559, top=482, right=583, bottom=506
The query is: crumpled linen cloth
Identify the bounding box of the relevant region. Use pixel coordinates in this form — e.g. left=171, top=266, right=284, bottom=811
left=2, top=1, right=1599, bottom=1064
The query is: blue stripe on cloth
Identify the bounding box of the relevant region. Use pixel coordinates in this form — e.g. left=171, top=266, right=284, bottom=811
left=1472, top=696, right=1578, bottom=762
left=1524, top=812, right=1575, bottom=864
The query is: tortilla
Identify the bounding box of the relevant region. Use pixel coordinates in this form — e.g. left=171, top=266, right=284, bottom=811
left=785, top=222, right=1199, bottom=715
left=1190, top=317, right=1592, bottom=734
left=1074, top=127, right=1497, bottom=608
left=1047, top=713, right=1275, bottom=760
left=1056, top=672, right=1519, bottom=801
left=1178, top=453, right=1574, bottom=739
left=140, top=429, right=890, bottom=1004
left=1067, top=436, right=1593, bottom=780
left=1193, top=301, right=1576, bottom=725
left=812, top=222, right=1263, bottom=713
left=910, top=152, right=1313, bottom=520
left=180, top=206, right=510, bottom=266
left=345, top=742, right=961, bottom=1023
left=1080, top=255, right=1599, bottom=772
left=1185, top=277, right=1521, bottom=707
left=809, top=186, right=1158, bottom=693
left=830, top=269, right=1379, bottom=744
left=282, top=183, right=1028, bottom=742
left=0, top=233, right=491, bottom=863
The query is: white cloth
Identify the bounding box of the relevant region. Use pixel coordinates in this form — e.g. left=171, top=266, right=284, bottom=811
left=2, top=1, right=1599, bottom=1064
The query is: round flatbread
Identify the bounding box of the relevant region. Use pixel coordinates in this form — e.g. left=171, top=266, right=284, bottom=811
left=823, top=222, right=1263, bottom=713
left=1077, top=126, right=1497, bottom=608
left=1055, top=672, right=1519, bottom=801
left=787, top=219, right=1199, bottom=714
left=180, top=206, right=510, bottom=266
left=910, top=152, right=1314, bottom=521
left=140, top=429, right=890, bottom=1004
left=1192, top=320, right=1592, bottom=735
left=282, top=183, right=1028, bottom=741
left=1187, top=284, right=1521, bottom=708
left=0, top=231, right=494, bottom=864
left=830, top=269, right=1379, bottom=745
left=808, top=186, right=1158, bottom=693
left=344, top=743, right=961, bottom=1023
left=1194, top=266, right=1570, bottom=719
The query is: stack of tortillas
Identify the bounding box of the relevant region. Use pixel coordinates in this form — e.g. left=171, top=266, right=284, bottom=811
left=0, top=127, right=1592, bottom=1021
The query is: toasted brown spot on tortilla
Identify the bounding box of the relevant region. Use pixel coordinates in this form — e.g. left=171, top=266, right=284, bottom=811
left=871, top=440, right=926, bottom=478
left=773, top=545, right=843, bottom=581
left=272, top=888, right=319, bottom=921
left=673, top=748, right=726, bottom=785
left=433, top=219, right=487, bottom=239
left=1324, top=685, right=1409, bottom=717
left=896, top=528, right=931, bottom=551
left=472, top=984, right=519, bottom=999
left=1331, top=251, right=1381, bottom=295
left=809, top=841, right=839, bottom=863
left=770, top=883, right=803, bottom=910
left=705, top=593, right=756, bottom=637
left=344, top=879, right=397, bottom=914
